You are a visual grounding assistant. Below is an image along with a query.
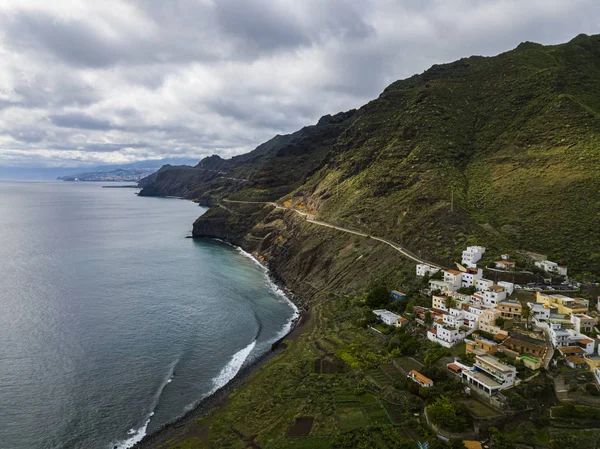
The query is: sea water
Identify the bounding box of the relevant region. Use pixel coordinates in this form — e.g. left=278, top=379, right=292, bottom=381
left=0, top=181, right=297, bottom=449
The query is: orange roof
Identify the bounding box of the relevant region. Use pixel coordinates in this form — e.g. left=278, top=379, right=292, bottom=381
left=429, top=329, right=438, bottom=335
left=398, top=317, right=409, bottom=323
left=496, top=260, right=515, bottom=265
left=558, top=346, right=586, bottom=354
left=566, top=356, right=587, bottom=364
left=447, top=363, right=462, bottom=373
left=579, top=338, right=594, bottom=344
left=445, top=269, right=462, bottom=275
left=464, top=442, right=483, bottom=449
left=494, top=333, right=508, bottom=341
left=409, top=370, right=433, bottom=385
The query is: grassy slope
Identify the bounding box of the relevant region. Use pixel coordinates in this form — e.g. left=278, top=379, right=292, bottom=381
left=301, top=35, right=600, bottom=273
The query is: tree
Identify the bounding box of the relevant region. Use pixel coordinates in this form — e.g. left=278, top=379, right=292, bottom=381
left=457, top=286, right=476, bottom=295
left=366, top=285, right=389, bottom=308
left=495, top=317, right=505, bottom=327
left=521, top=304, right=532, bottom=329
left=444, top=296, right=454, bottom=310
left=425, top=311, right=433, bottom=325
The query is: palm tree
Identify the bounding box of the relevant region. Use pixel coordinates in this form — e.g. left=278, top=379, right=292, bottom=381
left=521, top=304, right=532, bottom=329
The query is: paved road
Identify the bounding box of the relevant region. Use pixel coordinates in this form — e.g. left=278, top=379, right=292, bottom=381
left=221, top=199, right=443, bottom=268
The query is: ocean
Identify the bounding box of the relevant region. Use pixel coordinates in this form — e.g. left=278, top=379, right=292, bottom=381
left=0, top=181, right=297, bottom=449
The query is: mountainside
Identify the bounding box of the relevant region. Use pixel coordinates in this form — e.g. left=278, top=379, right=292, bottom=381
left=141, top=34, right=600, bottom=275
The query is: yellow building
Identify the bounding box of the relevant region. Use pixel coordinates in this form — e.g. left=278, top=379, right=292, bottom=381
left=465, top=336, right=499, bottom=355
left=536, top=292, right=589, bottom=314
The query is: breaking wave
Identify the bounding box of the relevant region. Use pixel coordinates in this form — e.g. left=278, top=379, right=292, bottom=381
left=111, top=359, right=178, bottom=449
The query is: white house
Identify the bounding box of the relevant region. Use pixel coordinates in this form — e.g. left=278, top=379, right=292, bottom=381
left=528, top=302, right=550, bottom=322
left=429, top=279, right=456, bottom=294
left=549, top=323, right=595, bottom=354
left=459, top=354, right=517, bottom=395
left=482, top=286, right=507, bottom=308
left=373, top=309, right=403, bottom=327
left=427, top=323, right=466, bottom=348
left=408, top=370, right=433, bottom=388
left=416, top=263, right=440, bottom=277
left=497, top=281, right=515, bottom=296
left=495, top=260, right=516, bottom=270
left=462, top=246, right=485, bottom=268
left=475, top=278, right=495, bottom=292
left=444, top=270, right=463, bottom=289
left=535, top=260, right=567, bottom=277
left=571, top=314, right=597, bottom=334
left=461, top=268, right=483, bottom=288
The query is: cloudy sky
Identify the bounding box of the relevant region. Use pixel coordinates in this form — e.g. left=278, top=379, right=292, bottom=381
left=0, top=0, right=598, bottom=167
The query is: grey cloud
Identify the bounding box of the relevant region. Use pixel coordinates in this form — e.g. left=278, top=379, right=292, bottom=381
left=49, top=113, right=113, bottom=130
left=0, top=0, right=598, bottom=167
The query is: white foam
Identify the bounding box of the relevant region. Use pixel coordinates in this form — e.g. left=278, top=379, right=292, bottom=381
left=231, top=245, right=300, bottom=336
left=111, top=360, right=177, bottom=449
left=209, top=339, right=257, bottom=395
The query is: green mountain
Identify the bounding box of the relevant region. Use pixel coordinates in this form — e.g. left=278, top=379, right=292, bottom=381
left=140, top=34, right=600, bottom=275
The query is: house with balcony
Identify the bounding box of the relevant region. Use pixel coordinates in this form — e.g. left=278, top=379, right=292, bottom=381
left=444, top=270, right=463, bottom=290
left=502, top=336, right=547, bottom=358
left=416, top=263, right=440, bottom=277
left=459, top=354, right=517, bottom=395
left=536, top=292, right=589, bottom=314
left=498, top=301, right=522, bottom=320
left=429, top=279, right=456, bottom=294
left=462, top=246, right=485, bottom=268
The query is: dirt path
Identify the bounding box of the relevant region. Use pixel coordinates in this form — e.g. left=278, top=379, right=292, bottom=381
left=221, top=199, right=443, bottom=268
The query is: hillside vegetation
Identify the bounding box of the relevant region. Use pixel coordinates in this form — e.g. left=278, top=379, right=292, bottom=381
left=141, top=34, right=600, bottom=274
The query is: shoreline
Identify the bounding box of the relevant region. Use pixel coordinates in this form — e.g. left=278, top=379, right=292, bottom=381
left=132, top=237, right=308, bottom=449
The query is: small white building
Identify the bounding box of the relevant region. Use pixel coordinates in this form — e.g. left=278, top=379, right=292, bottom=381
left=535, top=260, right=567, bottom=277
left=528, top=302, right=550, bottom=322
left=462, top=246, right=485, bottom=269
left=427, top=323, right=466, bottom=348
left=432, top=295, right=448, bottom=311
left=429, top=279, right=456, bottom=294
left=373, top=309, right=403, bottom=327
left=475, top=278, right=495, bottom=292
left=497, top=281, right=515, bottom=296
left=416, top=263, right=441, bottom=277
left=482, top=287, right=507, bottom=308
left=495, top=260, right=516, bottom=270
left=408, top=370, right=433, bottom=388
left=461, top=268, right=483, bottom=288
left=444, top=270, right=463, bottom=289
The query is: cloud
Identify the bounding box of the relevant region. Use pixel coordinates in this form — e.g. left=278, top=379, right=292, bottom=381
left=0, top=0, right=598, bottom=167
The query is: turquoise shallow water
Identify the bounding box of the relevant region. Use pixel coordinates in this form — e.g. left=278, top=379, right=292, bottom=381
left=0, top=181, right=296, bottom=449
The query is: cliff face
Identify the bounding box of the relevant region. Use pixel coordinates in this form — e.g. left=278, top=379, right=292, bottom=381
left=193, top=204, right=414, bottom=304
left=151, top=34, right=600, bottom=275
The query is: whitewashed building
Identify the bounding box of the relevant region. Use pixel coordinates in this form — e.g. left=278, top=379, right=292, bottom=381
left=528, top=302, right=550, bottom=322
left=444, top=270, right=463, bottom=289
left=373, top=309, right=403, bottom=327
left=459, top=354, right=517, bottom=395
left=497, top=281, right=515, bottom=296
left=535, top=260, right=568, bottom=277
left=416, top=264, right=440, bottom=277
left=429, top=280, right=456, bottom=294
left=461, top=268, right=483, bottom=288
left=427, top=323, right=466, bottom=348
left=475, top=278, right=495, bottom=292
left=461, top=246, right=486, bottom=269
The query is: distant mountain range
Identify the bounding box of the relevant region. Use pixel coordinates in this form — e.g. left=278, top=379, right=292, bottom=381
left=0, top=158, right=199, bottom=181
left=58, top=167, right=158, bottom=182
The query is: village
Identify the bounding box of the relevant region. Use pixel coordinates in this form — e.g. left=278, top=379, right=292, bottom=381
left=368, top=245, right=600, bottom=443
